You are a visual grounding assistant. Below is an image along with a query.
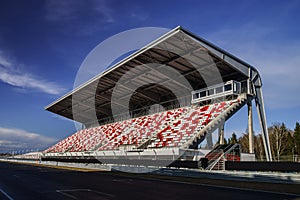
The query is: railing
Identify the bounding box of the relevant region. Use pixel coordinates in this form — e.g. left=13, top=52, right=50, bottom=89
left=205, top=143, right=239, bottom=170
left=44, top=147, right=182, bottom=160
left=205, top=151, right=224, bottom=170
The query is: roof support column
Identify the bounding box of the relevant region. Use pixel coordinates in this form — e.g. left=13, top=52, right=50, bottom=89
left=250, top=68, right=272, bottom=161
left=254, top=86, right=272, bottom=161
left=207, top=133, right=213, bottom=149
left=248, top=101, right=254, bottom=154
left=219, top=123, right=225, bottom=145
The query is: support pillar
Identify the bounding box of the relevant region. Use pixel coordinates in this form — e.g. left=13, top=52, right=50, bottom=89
left=248, top=101, right=254, bottom=154
left=207, top=133, right=213, bottom=149
left=219, top=123, right=225, bottom=145
left=255, top=87, right=272, bottom=161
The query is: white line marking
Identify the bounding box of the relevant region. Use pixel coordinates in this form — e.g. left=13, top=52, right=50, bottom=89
left=0, top=188, right=14, bottom=200
left=56, top=188, right=114, bottom=198
left=56, top=191, right=77, bottom=199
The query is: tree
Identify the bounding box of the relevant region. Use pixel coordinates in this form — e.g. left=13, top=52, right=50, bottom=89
left=229, top=132, right=238, bottom=144
left=294, top=122, right=300, bottom=155
left=254, top=134, right=265, bottom=161
left=238, top=133, right=249, bottom=153
left=269, top=123, right=290, bottom=161
left=223, top=138, right=228, bottom=145
left=285, top=131, right=294, bottom=157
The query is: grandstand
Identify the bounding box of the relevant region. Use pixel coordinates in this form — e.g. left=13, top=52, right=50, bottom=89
left=43, top=26, right=272, bottom=168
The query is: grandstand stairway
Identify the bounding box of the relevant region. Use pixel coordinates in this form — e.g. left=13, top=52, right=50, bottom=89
left=204, top=143, right=241, bottom=170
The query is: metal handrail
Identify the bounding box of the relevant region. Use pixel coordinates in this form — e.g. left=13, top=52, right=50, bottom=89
left=206, top=143, right=239, bottom=170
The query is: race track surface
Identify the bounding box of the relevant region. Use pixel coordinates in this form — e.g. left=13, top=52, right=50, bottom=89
left=0, top=161, right=299, bottom=200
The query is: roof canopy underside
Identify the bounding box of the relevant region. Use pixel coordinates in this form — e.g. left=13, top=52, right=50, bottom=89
left=46, top=27, right=251, bottom=124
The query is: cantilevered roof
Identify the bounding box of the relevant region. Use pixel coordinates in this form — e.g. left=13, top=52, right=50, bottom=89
left=46, top=26, right=255, bottom=125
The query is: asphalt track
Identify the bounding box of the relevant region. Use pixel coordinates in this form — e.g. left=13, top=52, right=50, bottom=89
left=0, top=162, right=299, bottom=200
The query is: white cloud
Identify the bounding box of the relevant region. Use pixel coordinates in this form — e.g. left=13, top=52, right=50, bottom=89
left=242, top=44, right=300, bottom=109
left=45, top=0, right=82, bottom=21
left=0, top=53, right=12, bottom=68
left=255, top=45, right=300, bottom=109
left=128, top=4, right=149, bottom=22
left=92, top=0, right=114, bottom=23
left=0, top=53, right=66, bottom=95
left=207, top=23, right=300, bottom=109
left=0, top=127, right=57, bottom=152
left=44, top=0, right=115, bottom=36
left=45, top=0, right=114, bottom=23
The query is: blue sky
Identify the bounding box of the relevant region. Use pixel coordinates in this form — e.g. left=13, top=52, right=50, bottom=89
left=0, top=0, right=299, bottom=153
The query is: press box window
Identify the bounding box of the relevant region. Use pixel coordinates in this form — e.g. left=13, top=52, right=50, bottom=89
left=215, top=86, right=223, bottom=94
left=200, top=91, right=206, bottom=97
left=208, top=89, right=214, bottom=96
left=224, top=84, right=232, bottom=91
left=193, top=93, right=199, bottom=99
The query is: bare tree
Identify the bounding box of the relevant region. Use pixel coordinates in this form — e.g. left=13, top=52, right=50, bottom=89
left=238, top=133, right=249, bottom=153
left=269, top=123, right=290, bottom=161
left=254, top=134, right=265, bottom=161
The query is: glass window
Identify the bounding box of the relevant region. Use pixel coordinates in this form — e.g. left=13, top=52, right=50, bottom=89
left=216, top=86, right=223, bottom=94
left=193, top=93, right=199, bottom=99
left=200, top=91, right=206, bottom=97
left=224, top=84, right=232, bottom=91
left=208, top=89, right=214, bottom=96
